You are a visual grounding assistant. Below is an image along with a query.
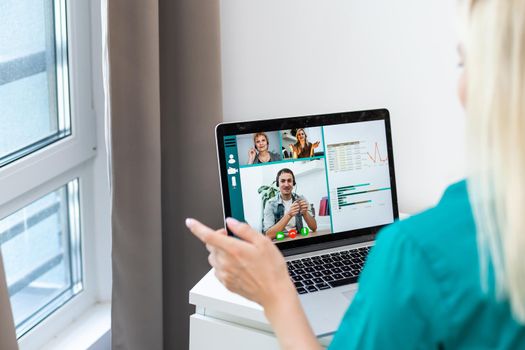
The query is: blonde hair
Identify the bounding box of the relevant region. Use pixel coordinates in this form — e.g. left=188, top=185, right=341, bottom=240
left=294, top=128, right=309, bottom=147
left=465, top=0, right=525, bottom=322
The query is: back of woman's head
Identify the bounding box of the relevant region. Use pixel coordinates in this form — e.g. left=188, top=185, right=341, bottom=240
left=465, top=0, right=525, bottom=322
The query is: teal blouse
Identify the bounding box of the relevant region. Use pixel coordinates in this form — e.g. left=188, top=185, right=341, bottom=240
left=330, top=181, right=525, bottom=349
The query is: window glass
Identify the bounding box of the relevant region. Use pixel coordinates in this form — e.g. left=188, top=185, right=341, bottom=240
left=0, top=0, right=70, bottom=167
left=0, top=179, right=82, bottom=337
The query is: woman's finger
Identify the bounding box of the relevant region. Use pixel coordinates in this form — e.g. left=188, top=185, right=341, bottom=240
left=188, top=218, right=251, bottom=255
left=226, top=217, right=261, bottom=243
left=208, top=252, right=217, bottom=267
left=205, top=227, right=250, bottom=253
left=186, top=218, right=216, bottom=242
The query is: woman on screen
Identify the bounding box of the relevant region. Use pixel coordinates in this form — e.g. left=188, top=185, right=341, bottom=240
left=247, top=132, right=281, bottom=164
left=187, top=0, right=525, bottom=348
left=289, top=128, right=320, bottom=159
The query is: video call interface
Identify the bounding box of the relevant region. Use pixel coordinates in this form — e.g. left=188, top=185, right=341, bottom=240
left=223, top=120, right=394, bottom=244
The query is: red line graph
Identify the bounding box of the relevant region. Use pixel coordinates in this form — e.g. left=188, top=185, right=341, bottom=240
left=367, top=142, right=388, bottom=163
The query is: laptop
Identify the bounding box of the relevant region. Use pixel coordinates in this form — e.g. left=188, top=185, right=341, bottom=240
left=215, top=108, right=399, bottom=337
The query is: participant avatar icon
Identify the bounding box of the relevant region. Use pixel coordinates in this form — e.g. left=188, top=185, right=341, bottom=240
left=228, top=154, right=236, bottom=164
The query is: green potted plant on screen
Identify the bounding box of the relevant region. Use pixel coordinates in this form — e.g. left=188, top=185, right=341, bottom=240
left=258, top=181, right=279, bottom=227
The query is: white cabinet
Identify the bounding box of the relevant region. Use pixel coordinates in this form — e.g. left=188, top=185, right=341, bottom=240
left=189, top=269, right=332, bottom=349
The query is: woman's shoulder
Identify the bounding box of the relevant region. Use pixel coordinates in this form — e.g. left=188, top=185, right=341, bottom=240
left=332, top=181, right=522, bottom=349
left=361, top=180, right=525, bottom=348
left=364, top=180, right=478, bottom=313
left=368, top=180, right=479, bottom=319
left=391, top=180, right=475, bottom=250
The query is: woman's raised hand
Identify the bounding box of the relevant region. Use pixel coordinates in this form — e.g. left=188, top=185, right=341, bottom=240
left=289, top=144, right=298, bottom=158
left=247, top=148, right=257, bottom=164
left=186, top=218, right=295, bottom=308
left=187, top=217, right=321, bottom=350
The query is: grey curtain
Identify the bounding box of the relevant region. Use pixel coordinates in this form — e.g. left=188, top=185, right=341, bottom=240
left=159, top=0, right=223, bottom=348
left=0, top=251, right=18, bottom=350
left=105, top=0, right=163, bottom=349
left=106, top=0, right=223, bottom=348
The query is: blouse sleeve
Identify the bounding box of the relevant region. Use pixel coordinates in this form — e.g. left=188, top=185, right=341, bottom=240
left=329, top=223, right=445, bottom=349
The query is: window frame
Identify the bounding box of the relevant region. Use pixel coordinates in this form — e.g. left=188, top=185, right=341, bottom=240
left=0, top=0, right=109, bottom=347
left=0, top=0, right=96, bottom=210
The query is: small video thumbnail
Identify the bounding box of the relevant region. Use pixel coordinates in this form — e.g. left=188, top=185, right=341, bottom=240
left=281, top=127, right=325, bottom=159
left=236, top=131, right=283, bottom=166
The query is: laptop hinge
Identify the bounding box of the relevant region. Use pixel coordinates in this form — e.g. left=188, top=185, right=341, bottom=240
left=281, top=233, right=377, bottom=257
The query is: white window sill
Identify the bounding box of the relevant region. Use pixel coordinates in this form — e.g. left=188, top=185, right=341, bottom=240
left=39, top=302, right=111, bottom=350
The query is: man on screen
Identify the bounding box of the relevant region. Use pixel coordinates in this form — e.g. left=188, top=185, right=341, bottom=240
left=263, top=168, right=317, bottom=240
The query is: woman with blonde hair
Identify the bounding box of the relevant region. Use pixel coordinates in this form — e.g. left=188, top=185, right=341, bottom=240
left=288, top=128, right=320, bottom=158
left=247, top=132, right=281, bottom=164
left=187, top=0, right=525, bottom=348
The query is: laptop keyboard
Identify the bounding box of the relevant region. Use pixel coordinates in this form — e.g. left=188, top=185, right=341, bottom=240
left=287, top=246, right=371, bottom=295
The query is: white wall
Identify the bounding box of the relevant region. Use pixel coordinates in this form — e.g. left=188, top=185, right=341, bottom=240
left=220, top=0, right=466, bottom=213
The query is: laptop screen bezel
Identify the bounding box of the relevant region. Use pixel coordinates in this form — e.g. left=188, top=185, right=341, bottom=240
left=215, top=108, right=399, bottom=252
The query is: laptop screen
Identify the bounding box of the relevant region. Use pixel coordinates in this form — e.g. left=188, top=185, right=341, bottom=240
left=218, top=110, right=398, bottom=248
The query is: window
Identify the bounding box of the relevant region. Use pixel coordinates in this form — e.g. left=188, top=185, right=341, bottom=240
left=0, top=0, right=71, bottom=167
left=0, top=180, right=82, bottom=337
left=0, top=0, right=106, bottom=345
